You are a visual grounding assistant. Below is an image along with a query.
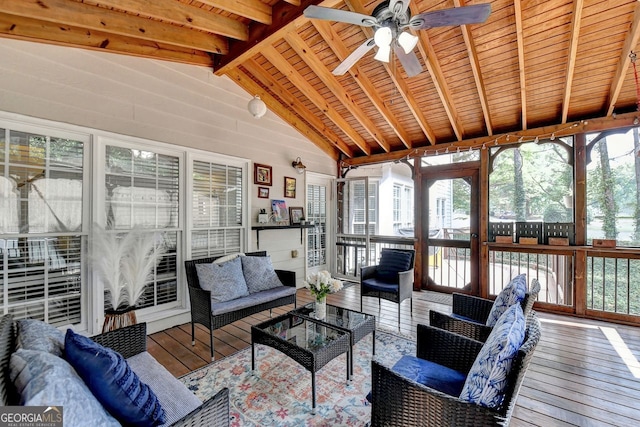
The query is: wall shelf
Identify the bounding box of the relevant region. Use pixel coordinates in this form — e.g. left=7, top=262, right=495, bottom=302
left=251, top=224, right=314, bottom=249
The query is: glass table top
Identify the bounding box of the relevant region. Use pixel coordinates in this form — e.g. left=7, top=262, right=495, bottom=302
left=256, top=314, right=346, bottom=351
left=292, top=302, right=374, bottom=330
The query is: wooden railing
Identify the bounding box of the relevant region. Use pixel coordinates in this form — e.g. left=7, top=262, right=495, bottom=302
left=335, top=235, right=415, bottom=279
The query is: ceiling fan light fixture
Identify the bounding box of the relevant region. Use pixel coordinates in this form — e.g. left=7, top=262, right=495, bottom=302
left=398, top=31, right=419, bottom=54
left=374, top=45, right=391, bottom=62
left=374, top=27, right=392, bottom=48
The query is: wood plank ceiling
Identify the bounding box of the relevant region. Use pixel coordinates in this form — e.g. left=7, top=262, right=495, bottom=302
left=1, top=0, right=640, bottom=167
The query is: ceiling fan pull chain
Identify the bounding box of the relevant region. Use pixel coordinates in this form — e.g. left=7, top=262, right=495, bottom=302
left=630, top=51, right=640, bottom=113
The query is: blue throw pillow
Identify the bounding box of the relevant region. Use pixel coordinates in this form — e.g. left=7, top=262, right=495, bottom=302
left=486, top=273, right=527, bottom=327
left=16, top=319, right=65, bottom=357
left=376, top=249, right=413, bottom=281
left=195, top=257, right=250, bottom=303
left=64, top=329, right=166, bottom=427
left=240, top=255, right=283, bottom=293
left=460, top=304, right=526, bottom=409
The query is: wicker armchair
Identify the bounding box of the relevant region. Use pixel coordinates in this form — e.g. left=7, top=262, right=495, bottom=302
left=429, top=278, right=541, bottom=342
left=370, top=315, right=541, bottom=427
left=360, top=248, right=415, bottom=328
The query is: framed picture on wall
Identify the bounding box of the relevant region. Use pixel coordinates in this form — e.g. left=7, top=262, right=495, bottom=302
left=289, top=207, right=304, bottom=225
left=258, top=187, right=269, bottom=198
left=284, top=176, right=296, bottom=198
left=254, top=163, right=272, bottom=186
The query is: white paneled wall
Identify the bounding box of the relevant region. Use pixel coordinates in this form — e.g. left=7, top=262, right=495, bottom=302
left=0, top=38, right=336, bottom=283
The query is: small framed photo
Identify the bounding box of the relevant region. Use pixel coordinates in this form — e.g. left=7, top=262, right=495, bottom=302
left=284, top=176, right=296, bottom=198
left=258, top=187, right=269, bottom=198
left=289, top=207, right=304, bottom=225
left=254, top=163, right=272, bottom=186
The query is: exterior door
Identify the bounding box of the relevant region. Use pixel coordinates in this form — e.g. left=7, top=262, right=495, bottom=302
left=420, top=162, right=480, bottom=294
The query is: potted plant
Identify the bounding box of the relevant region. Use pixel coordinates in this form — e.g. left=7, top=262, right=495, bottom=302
left=91, top=225, right=166, bottom=332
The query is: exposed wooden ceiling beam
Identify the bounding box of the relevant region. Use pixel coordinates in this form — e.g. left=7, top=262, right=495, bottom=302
left=283, top=0, right=302, bottom=5
left=561, top=0, right=584, bottom=123
left=312, top=20, right=413, bottom=148
left=214, top=0, right=344, bottom=75
left=607, top=2, right=640, bottom=116
left=0, top=13, right=214, bottom=66
left=342, top=113, right=639, bottom=167
left=243, top=59, right=354, bottom=158
left=83, top=0, right=248, bottom=40
left=285, top=32, right=391, bottom=152
left=414, top=30, right=464, bottom=141
left=454, top=0, right=492, bottom=136
left=514, top=0, right=527, bottom=130
left=345, top=0, right=436, bottom=144
left=197, top=0, right=272, bottom=25
left=0, top=0, right=228, bottom=54
left=226, top=67, right=341, bottom=160
left=261, top=44, right=371, bottom=155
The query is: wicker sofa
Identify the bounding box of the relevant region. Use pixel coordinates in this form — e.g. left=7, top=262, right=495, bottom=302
left=0, top=314, right=229, bottom=427
left=184, top=251, right=296, bottom=360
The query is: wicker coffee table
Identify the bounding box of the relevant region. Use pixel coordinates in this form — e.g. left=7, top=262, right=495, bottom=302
left=290, top=302, right=376, bottom=378
left=251, top=312, right=350, bottom=414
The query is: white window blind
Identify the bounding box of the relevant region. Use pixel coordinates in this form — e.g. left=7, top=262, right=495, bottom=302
left=307, top=184, right=326, bottom=268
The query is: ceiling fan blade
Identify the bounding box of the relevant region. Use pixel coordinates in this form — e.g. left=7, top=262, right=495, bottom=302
left=333, top=39, right=376, bottom=75
left=408, top=4, right=491, bottom=30
left=394, top=45, right=422, bottom=77
left=304, top=6, right=377, bottom=27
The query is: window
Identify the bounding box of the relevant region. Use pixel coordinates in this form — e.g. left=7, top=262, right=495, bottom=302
left=392, top=184, right=413, bottom=233
left=307, top=184, right=327, bottom=268
left=0, top=126, right=88, bottom=327
left=191, top=160, right=244, bottom=258
left=351, top=181, right=377, bottom=235
left=586, top=128, right=640, bottom=246
left=104, top=144, right=181, bottom=310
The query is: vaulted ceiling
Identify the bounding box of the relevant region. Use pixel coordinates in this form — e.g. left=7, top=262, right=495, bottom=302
left=1, top=0, right=640, bottom=167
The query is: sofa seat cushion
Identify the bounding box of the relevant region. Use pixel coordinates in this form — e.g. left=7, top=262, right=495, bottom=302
left=377, top=249, right=413, bottom=281
left=64, top=329, right=166, bottom=427
left=196, top=257, right=250, bottom=303
left=210, top=285, right=296, bottom=316
left=241, top=255, right=284, bottom=293
left=127, top=352, right=201, bottom=426
left=486, top=273, right=527, bottom=327
left=10, top=349, right=120, bottom=427
left=460, top=304, right=526, bottom=409
left=362, top=277, right=399, bottom=293
left=392, top=355, right=467, bottom=397
left=16, top=318, right=65, bottom=357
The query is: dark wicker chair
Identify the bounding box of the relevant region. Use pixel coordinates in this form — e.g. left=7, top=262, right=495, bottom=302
left=429, top=278, right=541, bottom=342
left=360, top=248, right=415, bottom=328
left=370, top=315, right=541, bottom=426
left=184, top=251, right=296, bottom=360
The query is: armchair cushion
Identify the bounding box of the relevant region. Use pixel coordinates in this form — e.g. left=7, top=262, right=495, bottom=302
left=376, top=249, right=413, bottom=281
left=460, top=304, right=526, bottom=409
left=485, top=273, right=527, bottom=327
left=240, top=255, right=283, bottom=293
left=392, top=355, right=467, bottom=397
left=361, top=277, right=399, bottom=293
left=64, top=329, right=166, bottom=427
left=195, top=257, right=250, bottom=303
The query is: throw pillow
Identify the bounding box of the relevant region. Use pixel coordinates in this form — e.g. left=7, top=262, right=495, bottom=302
left=485, top=273, right=527, bottom=327
left=10, top=349, right=120, bottom=426
left=16, top=318, right=65, bottom=357
left=240, top=255, right=283, bottom=293
left=460, top=304, right=526, bottom=409
left=64, top=329, right=166, bottom=427
left=195, top=257, right=250, bottom=303
left=376, top=249, right=413, bottom=281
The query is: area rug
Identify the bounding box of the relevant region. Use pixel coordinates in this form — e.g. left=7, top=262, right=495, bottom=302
left=180, top=331, right=415, bottom=426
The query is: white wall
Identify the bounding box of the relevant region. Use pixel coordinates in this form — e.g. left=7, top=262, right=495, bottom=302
left=0, top=38, right=337, bottom=331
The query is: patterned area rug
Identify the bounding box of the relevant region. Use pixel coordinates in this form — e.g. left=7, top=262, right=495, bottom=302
left=180, top=331, right=415, bottom=426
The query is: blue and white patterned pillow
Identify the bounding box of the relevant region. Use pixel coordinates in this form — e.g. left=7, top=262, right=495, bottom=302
left=16, top=319, right=65, bottom=357
left=460, top=304, right=526, bottom=409
left=240, top=255, right=283, bottom=293
left=485, top=273, right=527, bottom=327
left=10, top=349, right=120, bottom=426
left=195, top=257, right=250, bottom=303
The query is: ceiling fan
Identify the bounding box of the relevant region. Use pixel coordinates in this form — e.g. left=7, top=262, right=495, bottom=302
left=304, top=0, right=491, bottom=77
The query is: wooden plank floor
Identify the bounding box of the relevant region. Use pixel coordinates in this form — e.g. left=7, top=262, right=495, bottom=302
left=148, top=284, right=640, bottom=426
